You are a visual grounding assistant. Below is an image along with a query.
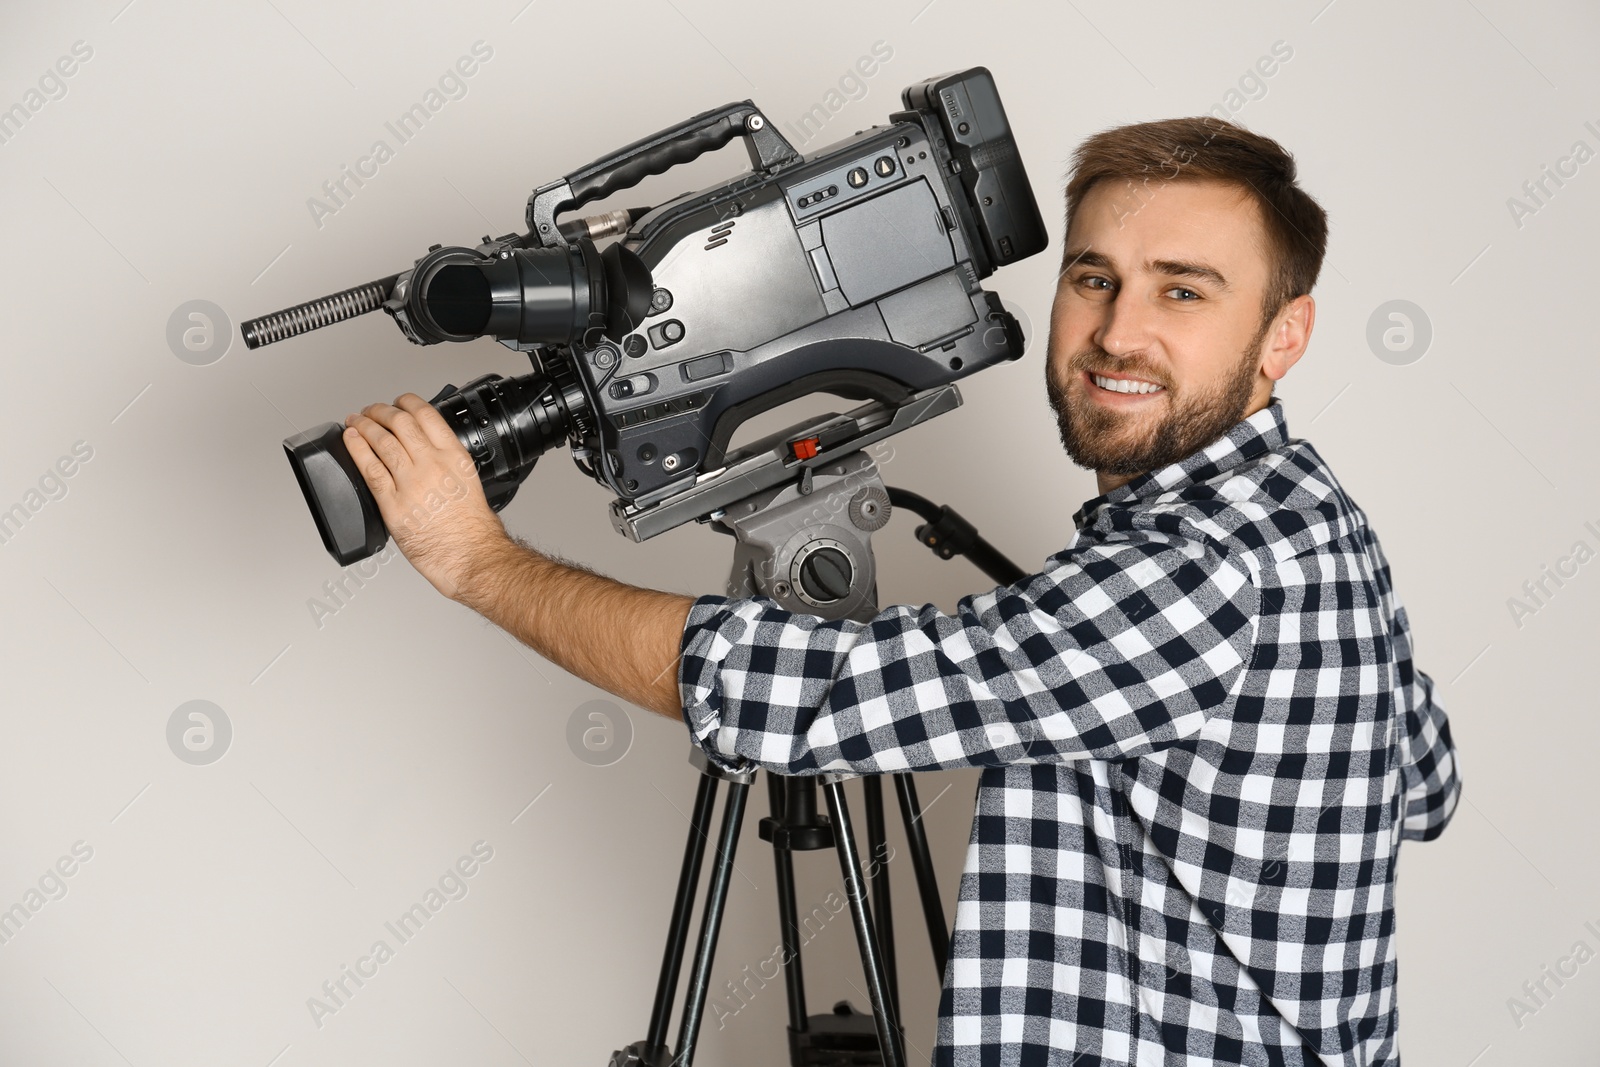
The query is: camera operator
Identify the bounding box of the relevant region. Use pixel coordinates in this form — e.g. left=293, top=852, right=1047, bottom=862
left=341, top=116, right=1462, bottom=1065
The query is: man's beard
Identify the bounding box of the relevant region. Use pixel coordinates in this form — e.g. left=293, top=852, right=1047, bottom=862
left=1046, top=328, right=1266, bottom=479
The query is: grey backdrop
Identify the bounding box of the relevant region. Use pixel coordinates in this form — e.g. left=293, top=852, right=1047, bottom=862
left=1, top=0, right=1594, bottom=1063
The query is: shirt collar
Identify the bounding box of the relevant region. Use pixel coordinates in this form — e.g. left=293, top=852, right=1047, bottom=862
left=1072, top=399, right=1291, bottom=529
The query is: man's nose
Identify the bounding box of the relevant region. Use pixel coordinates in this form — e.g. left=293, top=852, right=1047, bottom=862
left=1095, top=289, right=1156, bottom=358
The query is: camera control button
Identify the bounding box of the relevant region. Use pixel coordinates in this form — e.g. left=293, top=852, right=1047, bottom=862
left=609, top=373, right=657, bottom=400
left=847, top=167, right=869, bottom=188
left=647, top=319, right=686, bottom=349
left=874, top=155, right=896, bottom=177
left=681, top=351, right=730, bottom=382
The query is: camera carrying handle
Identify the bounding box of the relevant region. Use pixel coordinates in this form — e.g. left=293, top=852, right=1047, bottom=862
left=526, top=100, right=801, bottom=245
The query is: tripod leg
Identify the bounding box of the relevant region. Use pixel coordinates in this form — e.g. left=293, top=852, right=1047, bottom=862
left=645, top=774, right=718, bottom=1053
left=673, top=774, right=752, bottom=1067
left=766, top=771, right=810, bottom=1036
left=893, top=774, right=950, bottom=980
left=862, top=775, right=899, bottom=1024
left=822, top=775, right=905, bottom=1067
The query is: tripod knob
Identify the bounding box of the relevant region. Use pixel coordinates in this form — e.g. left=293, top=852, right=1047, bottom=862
left=797, top=544, right=853, bottom=604
left=607, top=1040, right=673, bottom=1067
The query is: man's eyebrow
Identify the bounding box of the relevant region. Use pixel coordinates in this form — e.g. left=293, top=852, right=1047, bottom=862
left=1061, top=247, right=1231, bottom=290
left=1149, top=258, right=1230, bottom=289
left=1061, top=247, right=1108, bottom=273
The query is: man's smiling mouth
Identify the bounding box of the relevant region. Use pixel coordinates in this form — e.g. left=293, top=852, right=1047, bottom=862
left=1087, top=371, right=1166, bottom=396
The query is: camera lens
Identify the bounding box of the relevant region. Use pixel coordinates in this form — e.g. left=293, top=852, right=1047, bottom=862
left=429, top=371, right=570, bottom=511
left=283, top=368, right=574, bottom=566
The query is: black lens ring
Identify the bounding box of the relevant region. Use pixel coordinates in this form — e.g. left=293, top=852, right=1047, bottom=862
left=457, top=382, right=508, bottom=478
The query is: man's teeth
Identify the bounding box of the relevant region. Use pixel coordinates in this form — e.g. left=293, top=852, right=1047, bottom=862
left=1092, top=373, right=1164, bottom=395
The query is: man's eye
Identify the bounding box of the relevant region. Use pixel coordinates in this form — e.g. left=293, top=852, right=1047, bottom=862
left=1168, top=287, right=1200, bottom=301
left=1078, top=275, right=1113, bottom=291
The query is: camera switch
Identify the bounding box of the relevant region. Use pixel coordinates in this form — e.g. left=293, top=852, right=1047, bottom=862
left=609, top=373, right=656, bottom=400
left=648, top=319, right=686, bottom=349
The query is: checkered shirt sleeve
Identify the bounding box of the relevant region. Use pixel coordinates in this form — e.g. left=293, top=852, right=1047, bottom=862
left=677, top=512, right=1260, bottom=777
left=1362, top=525, right=1462, bottom=842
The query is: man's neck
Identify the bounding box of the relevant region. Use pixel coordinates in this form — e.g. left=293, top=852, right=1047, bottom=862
left=1095, top=469, right=1138, bottom=496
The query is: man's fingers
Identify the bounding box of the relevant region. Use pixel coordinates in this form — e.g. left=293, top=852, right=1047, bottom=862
left=395, top=393, right=461, bottom=454
left=393, top=394, right=488, bottom=501
left=347, top=411, right=413, bottom=478
left=360, top=401, right=434, bottom=464
left=342, top=424, right=395, bottom=498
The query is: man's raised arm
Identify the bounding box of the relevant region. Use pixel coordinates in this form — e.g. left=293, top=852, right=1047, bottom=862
left=455, top=533, right=695, bottom=720
left=340, top=392, right=1262, bottom=779
left=339, top=393, right=696, bottom=720
left=677, top=515, right=1261, bottom=777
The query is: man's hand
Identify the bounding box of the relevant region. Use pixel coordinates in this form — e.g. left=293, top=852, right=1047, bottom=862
left=342, top=393, right=509, bottom=602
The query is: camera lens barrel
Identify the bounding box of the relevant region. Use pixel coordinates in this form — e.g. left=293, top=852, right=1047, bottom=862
left=284, top=368, right=573, bottom=566
left=429, top=371, right=571, bottom=510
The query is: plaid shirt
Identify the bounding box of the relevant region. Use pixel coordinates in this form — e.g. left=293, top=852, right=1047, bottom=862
left=677, top=399, right=1462, bottom=1066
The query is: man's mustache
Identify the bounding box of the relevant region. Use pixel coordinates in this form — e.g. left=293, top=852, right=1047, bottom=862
left=1067, top=348, right=1169, bottom=390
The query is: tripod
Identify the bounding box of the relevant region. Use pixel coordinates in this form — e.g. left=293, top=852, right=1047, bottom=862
left=609, top=416, right=1022, bottom=1067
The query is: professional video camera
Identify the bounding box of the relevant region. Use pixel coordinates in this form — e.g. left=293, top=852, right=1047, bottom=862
left=244, top=66, right=1046, bottom=568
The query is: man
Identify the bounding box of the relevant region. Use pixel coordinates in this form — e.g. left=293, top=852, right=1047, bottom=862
left=341, top=116, right=1462, bottom=1064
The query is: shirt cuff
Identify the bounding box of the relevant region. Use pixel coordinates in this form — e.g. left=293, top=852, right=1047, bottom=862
left=677, top=592, right=759, bottom=775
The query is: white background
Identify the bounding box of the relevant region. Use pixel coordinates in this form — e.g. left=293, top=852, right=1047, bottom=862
left=0, top=1, right=1594, bottom=1063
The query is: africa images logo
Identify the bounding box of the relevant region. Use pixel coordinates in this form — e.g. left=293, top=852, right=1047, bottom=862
left=306, top=42, right=493, bottom=229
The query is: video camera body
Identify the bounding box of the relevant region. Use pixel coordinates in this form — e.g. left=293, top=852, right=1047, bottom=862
left=247, top=67, right=1047, bottom=565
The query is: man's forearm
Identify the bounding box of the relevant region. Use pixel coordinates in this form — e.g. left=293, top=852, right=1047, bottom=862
left=455, top=533, right=695, bottom=721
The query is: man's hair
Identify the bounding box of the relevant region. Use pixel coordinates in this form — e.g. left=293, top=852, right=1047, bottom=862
left=1063, top=117, right=1328, bottom=332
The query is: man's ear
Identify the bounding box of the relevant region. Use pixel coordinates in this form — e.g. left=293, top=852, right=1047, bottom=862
left=1261, top=294, right=1314, bottom=382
